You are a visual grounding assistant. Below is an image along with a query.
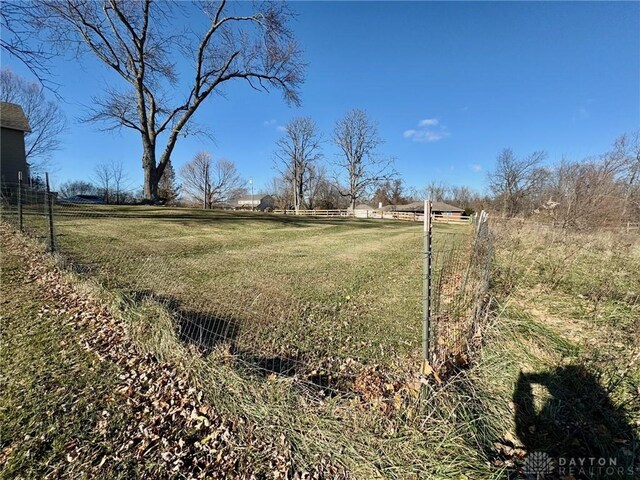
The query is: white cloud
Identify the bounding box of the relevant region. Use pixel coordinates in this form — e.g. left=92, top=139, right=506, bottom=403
left=264, top=119, right=287, bottom=133
left=577, top=107, right=589, bottom=119
left=418, top=118, right=439, bottom=127
left=403, top=118, right=449, bottom=143
left=572, top=105, right=590, bottom=122
left=470, top=164, right=482, bottom=172
left=403, top=129, right=417, bottom=139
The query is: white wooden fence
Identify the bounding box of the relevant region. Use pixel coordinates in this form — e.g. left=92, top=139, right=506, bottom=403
left=272, top=209, right=473, bottom=224
left=273, top=209, right=349, bottom=217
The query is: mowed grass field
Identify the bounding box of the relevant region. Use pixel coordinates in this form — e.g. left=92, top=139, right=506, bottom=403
left=50, top=205, right=470, bottom=367
left=3, top=209, right=639, bottom=478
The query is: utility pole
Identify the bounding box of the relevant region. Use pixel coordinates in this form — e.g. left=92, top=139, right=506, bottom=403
left=203, top=162, right=209, bottom=209
left=249, top=177, right=254, bottom=211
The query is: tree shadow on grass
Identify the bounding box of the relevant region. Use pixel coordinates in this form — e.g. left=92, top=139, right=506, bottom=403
left=512, top=365, right=638, bottom=478
left=131, top=290, right=342, bottom=394
left=132, top=291, right=240, bottom=353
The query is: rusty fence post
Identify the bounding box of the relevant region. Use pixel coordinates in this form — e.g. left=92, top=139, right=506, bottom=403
left=45, top=172, right=55, bottom=252
left=17, top=171, right=23, bottom=232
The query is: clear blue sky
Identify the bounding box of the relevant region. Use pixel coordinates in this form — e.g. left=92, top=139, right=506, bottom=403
left=3, top=1, right=639, bottom=193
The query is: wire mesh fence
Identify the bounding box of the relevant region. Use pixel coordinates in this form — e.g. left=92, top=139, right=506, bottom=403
left=1, top=180, right=493, bottom=393
left=427, top=210, right=492, bottom=376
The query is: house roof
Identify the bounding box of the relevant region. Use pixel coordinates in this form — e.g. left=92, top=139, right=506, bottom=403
left=354, top=203, right=373, bottom=210
left=432, top=201, right=464, bottom=212
left=0, top=102, right=31, bottom=132
left=235, top=194, right=269, bottom=202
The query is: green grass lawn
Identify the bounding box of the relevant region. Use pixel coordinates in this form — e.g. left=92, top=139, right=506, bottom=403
left=2, top=212, right=638, bottom=479
left=0, top=231, right=133, bottom=478
left=51, top=205, right=470, bottom=369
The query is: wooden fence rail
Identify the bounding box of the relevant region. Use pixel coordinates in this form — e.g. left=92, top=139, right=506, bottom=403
left=272, top=209, right=473, bottom=224
left=273, top=209, right=349, bottom=216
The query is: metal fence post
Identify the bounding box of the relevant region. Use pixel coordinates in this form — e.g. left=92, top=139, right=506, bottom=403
left=45, top=172, right=55, bottom=253
left=422, top=199, right=433, bottom=374
left=17, top=171, right=23, bottom=232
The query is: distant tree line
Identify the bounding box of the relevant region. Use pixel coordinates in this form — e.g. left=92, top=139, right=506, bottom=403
left=486, top=131, right=640, bottom=228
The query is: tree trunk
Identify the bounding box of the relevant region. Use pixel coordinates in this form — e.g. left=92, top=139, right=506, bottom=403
left=142, top=149, right=158, bottom=202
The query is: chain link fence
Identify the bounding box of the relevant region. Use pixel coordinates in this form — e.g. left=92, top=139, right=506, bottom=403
left=1, top=179, right=493, bottom=391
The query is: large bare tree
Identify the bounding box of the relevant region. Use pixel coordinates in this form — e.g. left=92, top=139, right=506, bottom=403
left=332, top=109, right=394, bottom=211
left=274, top=116, right=323, bottom=212
left=0, top=68, right=66, bottom=175
left=23, top=0, right=304, bottom=201
left=180, top=151, right=245, bottom=208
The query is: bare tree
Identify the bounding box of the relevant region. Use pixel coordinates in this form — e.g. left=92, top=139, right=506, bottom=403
left=180, top=152, right=244, bottom=208
left=447, top=185, right=481, bottom=214
left=608, top=131, right=640, bottom=218
left=487, top=148, right=548, bottom=217
left=307, top=164, right=343, bottom=210
left=266, top=175, right=294, bottom=210
left=22, top=0, right=305, bottom=201
left=58, top=180, right=97, bottom=198
left=539, top=157, right=625, bottom=229
left=373, top=178, right=408, bottom=206
left=110, top=160, right=128, bottom=204
left=332, top=109, right=394, bottom=211
left=423, top=180, right=450, bottom=202
left=533, top=133, right=640, bottom=228
left=93, top=161, right=113, bottom=203
left=274, top=117, right=323, bottom=212
left=0, top=67, right=66, bottom=174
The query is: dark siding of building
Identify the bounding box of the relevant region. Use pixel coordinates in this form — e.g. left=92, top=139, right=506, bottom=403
left=1, top=127, right=29, bottom=184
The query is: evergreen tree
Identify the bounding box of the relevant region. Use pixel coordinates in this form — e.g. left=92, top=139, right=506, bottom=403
left=158, top=161, right=180, bottom=205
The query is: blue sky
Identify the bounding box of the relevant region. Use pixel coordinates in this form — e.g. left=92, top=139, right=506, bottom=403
left=3, top=1, right=639, bottom=193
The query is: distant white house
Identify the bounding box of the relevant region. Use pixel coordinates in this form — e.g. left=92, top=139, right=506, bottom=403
left=234, top=194, right=275, bottom=211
